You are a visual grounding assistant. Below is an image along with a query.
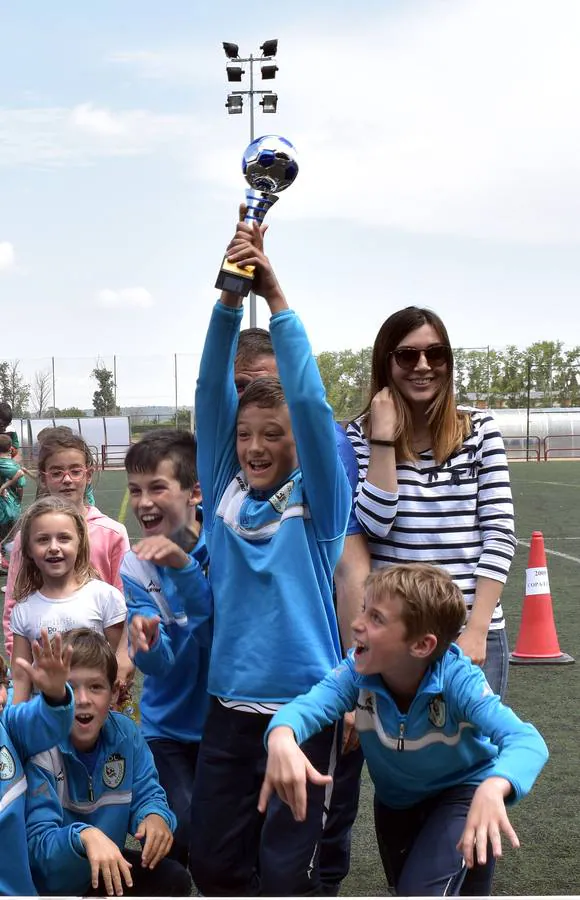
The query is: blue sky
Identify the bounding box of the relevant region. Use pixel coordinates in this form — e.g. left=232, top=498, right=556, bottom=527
left=1, top=0, right=580, bottom=409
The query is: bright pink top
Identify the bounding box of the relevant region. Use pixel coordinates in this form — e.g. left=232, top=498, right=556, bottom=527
left=2, top=505, right=130, bottom=657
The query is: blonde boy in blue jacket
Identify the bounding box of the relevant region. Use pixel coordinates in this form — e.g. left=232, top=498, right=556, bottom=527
left=260, top=564, right=548, bottom=897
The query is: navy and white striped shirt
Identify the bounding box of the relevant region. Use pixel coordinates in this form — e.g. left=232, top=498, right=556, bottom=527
left=346, top=410, right=516, bottom=629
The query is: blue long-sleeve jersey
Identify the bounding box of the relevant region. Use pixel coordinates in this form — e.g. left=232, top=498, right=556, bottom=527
left=121, top=536, right=212, bottom=742
left=25, top=710, right=177, bottom=896
left=195, top=303, right=352, bottom=702
left=267, top=646, right=548, bottom=809
left=0, top=687, right=74, bottom=896
left=333, top=421, right=362, bottom=537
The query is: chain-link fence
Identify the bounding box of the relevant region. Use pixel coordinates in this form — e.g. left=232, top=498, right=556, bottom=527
left=1, top=353, right=202, bottom=422
left=2, top=349, right=580, bottom=426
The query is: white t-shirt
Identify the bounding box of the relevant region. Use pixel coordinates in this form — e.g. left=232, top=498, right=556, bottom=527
left=10, top=578, right=127, bottom=642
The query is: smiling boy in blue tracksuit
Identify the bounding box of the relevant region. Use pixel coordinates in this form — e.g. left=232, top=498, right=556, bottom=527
left=0, top=630, right=74, bottom=896
left=121, top=429, right=212, bottom=868
left=24, top=628, right=191, bottom=897
left=260, top=564, right=549, bottom=897
left=189, top=220, right=351, bottom=896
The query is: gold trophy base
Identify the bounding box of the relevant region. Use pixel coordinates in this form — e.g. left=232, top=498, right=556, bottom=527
left=215, top=256, right=255, bottom=297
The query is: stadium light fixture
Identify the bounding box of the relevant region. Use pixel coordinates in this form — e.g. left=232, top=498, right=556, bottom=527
left=225, top=94, right=243, bottom=114
left=260, top=39, right=278, bottom=58
left=226, top=64, right=244, bottom=82
left=260, top=63, right=278, bottom=80
left=260, top=93, right=278, bottom=113
left=222, top=42, right=240, bottom=59
left=221, top=38, right=280, bottom=327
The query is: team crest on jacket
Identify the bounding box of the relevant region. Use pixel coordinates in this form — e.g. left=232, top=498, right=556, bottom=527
left=428, top=695, right=446, bottom=728
left=268, top=480, right=295, bottom=514
left=103, top=753, right=125, bottom=789
left=0, top=745, right=16, bottom=780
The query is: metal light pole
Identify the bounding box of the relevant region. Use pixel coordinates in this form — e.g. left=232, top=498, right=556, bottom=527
left=222, top=40, right=279, bottom=327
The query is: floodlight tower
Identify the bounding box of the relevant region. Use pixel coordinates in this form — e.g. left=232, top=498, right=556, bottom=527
left=222, top=40, right=279, bottom=327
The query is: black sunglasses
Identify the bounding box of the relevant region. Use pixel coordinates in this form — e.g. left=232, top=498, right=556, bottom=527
left=390, top=344, right=451, bottom=371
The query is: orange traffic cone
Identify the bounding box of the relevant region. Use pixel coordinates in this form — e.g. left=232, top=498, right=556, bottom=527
left=509, top=531, right=574, bottom=665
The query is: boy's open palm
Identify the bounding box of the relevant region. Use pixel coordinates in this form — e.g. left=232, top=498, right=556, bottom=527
left=258, top=727, right=333, bottom=823
left=80, top=827, right=133, bottom=896
left=133, top=536, right=189, bottom=570
left=12, top=629, right=72, bottom=701
left=134, top=814, right=173, bottom=869
left=457, top=776, right=519, bottom=868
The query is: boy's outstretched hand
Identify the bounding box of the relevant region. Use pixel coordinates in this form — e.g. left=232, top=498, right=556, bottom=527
left=258, top=726, right=333, bottom=822
left=134, top=813, right=173, bottom=869
left=457, top=776, right=519, bottom=868
left=129, top=615, right=161, bottom=656
left=12, top=629, right=72, bottom=702
left=133, top=536, right=190, bottom=570
left=80, top=827, right=133, bottom=896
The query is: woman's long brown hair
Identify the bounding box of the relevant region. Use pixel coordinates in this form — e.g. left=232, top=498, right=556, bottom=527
left=359, top=306, right=471, bottom=463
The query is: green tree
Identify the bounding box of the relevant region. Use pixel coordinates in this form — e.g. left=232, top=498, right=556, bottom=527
left=463, top=350, right=491, bottom=405
left=553, top=347, right=580, bottom=407
left=316, top=347, right=372, bottom=421
left=496, top=346, right=527, bottom=408
left=54, top=407, right=87, bottom=418
left=524, top=341, right=564, bottom=408
left=0, top=360, right=31, bottom=416
left=453, top=349, right=468, bottom=404
left=91, top=366, right=119, bottom=416
left=175, top=407, right=192, bottom=430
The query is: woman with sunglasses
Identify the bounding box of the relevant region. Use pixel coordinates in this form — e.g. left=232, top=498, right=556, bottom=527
left=346, top=307, right=516, bottom=697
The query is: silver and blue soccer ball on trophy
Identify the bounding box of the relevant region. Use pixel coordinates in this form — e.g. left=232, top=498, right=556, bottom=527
left=242, top=135, right=299, bottom=195
left=215, top=134, right=299, bottom=294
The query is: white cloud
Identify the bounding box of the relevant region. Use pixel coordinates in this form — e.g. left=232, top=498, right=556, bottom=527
left=110, top=0, right=580, bottom=245
left=71, top=103, right=128, bottom=137
left=96, top=287, right=154, bottom=308
left=0, top=242, right=15, bottom=271
left=0, top=104, right=204, bottom=166
left=2, top=1, right=580, bottom=246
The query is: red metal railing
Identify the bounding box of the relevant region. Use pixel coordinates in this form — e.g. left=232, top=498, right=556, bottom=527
left=101, top=444, right=129, bottom=469
left=544, top=433, right=580, bottom=461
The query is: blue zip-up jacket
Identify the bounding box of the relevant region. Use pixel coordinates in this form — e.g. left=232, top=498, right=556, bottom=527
left=121, top=534, right=212, bottom=742
left=266, top=646, right=548, bottom=808
left=195, top=302, right=351, bottom=702
left=0, top=687, right=74, bottom=896
left=25, top=710, right=177, bottom=896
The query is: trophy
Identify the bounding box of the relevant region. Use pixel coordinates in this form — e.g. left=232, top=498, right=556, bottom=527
left=215, top=134, right=299, bottom=296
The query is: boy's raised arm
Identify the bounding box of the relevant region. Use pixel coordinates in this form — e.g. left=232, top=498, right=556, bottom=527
left=225, top=224, right=351, bottom=541
left=194, top=296, right=243, bottom=530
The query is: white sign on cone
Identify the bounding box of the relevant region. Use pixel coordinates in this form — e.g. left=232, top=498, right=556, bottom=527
left=525, top=566, right=550, bottom=596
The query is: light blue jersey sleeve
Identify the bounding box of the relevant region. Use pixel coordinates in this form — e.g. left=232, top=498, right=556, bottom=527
left=123, top=562, right=212, bottom=677
left=5, top=686, right=74, bottom=758
left=270, top=310, right=351, bottom=542
left=265, top=655, right=359, bottom=747
left=26, top=757, right=93, bottom=887
left=195, top=303, right=243, bottom=531
left=450, top=662, right=549, bottom=803
left=334, top=422, right=362, bottom=536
